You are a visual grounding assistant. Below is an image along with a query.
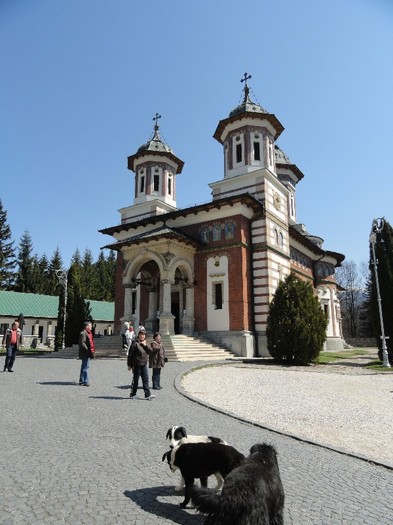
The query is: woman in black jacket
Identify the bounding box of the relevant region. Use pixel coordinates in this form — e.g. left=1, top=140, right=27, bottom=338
left=127, top=330, right=156, bottom=400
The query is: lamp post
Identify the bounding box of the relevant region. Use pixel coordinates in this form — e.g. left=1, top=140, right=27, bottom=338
left=56, top=269, right=68, bottom=351
left=369, top=218, right=391, bottom=367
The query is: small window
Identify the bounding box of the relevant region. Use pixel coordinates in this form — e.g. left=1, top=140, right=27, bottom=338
left=324, top=304, right=329, bottom=319
left=236, top=144, right=242, bottom=163
left=213, top=282, right=223, bottom=310
left=140, top=175, right=145, bottom=193
left=168, top=175, right=172, bottom=195
left=153, top=174, right=160, bottom=192
left=254, top=142, right=260, bottom=161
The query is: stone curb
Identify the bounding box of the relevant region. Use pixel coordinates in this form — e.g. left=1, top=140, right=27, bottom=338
left=174, top=362, right=393, bottom=471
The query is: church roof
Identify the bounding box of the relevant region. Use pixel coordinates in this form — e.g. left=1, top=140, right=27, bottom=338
left=214, top=76, right=284, bottom=143
left=99, top=193, right=263, bottom=238
left=289, top=225, right=345, bottom=266
left=127, top=117, right=184, bottom=173
left=275, top=145, right=304, bottom=181
left=102, top=226, right=202, bottom=251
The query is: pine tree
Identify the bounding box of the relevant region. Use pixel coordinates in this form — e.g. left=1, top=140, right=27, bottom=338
left=266, top=272, right=328, bottom=364
left=47, top=247, right=63, bottom=296
left=64, top=263, right=91, bottom=347
left=368, top=219, right=393, bottom=363
left=15, top=230, right=35, bottom=292
left=94, top=250, right=116, bottom=301
left=81, top=248, right=98, bottom=299
left=0, top=199, right=16, bottom=289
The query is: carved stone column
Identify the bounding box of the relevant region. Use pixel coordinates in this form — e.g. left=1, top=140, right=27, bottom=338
left=123, top=283, right=134, bottom=321
left=158, top=280, right=175, bottom=335
left=182, top=285, right=195, bottom=335
left=145, top=289, right=158, bottom=334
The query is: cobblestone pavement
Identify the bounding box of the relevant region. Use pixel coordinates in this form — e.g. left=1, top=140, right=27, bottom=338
left=1, top=356, right=392, bottom=525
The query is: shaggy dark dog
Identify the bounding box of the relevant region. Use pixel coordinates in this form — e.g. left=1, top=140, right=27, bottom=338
left=165, top=426, right=228, bottom=491
left=190, top=443, right=285, bottom=525
left=162, top=442, right=245, bottom=508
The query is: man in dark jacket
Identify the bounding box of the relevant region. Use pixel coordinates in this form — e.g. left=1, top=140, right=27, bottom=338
left=78, top=321, right=95, bottom=386
left=127, top=330, right=155, bottom=400
left=2, top=321, right=23, bottom=372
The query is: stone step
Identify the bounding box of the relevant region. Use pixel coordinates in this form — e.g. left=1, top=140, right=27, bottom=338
left=50, top=334, right=235, bottom=362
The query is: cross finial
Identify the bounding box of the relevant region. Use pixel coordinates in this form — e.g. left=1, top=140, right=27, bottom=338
left=240, top=73, right=252, bottom=102
left=241, top=72, right=252, bottom=87
left=153, top=112, right=161, bottom=128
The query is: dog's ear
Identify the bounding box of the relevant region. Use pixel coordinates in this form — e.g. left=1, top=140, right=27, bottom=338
left=178, top=426, right=187, bottom=439
left=165, top=428, right=172, bottom=440
left=162, top=451, right=170, bottom=462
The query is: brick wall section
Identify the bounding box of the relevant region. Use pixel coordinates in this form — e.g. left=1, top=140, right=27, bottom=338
left=227, top=244, right=252, bottom=330
left=194, top=252, right=207, bottom=331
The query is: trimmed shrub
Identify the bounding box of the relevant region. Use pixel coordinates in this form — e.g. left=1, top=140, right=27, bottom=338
left=266, top=273, right=327, bottom=364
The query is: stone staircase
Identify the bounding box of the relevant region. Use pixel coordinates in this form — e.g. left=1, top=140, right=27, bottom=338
left=51, top=334, right=235, bottom=361
left=160, top=334, right=234, bottom=361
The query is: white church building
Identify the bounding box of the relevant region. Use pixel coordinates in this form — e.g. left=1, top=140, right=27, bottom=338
left=100, top=76, right=344, bottom=357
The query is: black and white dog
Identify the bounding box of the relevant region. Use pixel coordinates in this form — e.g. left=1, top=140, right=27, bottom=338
left=165, top=426, right=227, bottom=491
left=166, top=426, right=227, bottom=449
left=190, top=443, right=285, bottom=525
left=162, top=442, right=245, bottom=508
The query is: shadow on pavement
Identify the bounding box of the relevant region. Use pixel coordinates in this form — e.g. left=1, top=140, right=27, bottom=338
left=124, top=485, right=204, bottom=525
left=37, top=381, right=78, bottom=386
left=89, top=396, right=128, bottom=400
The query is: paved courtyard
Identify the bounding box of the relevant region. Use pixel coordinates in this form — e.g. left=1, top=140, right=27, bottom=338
left=1, top=356, right=392, bottom=525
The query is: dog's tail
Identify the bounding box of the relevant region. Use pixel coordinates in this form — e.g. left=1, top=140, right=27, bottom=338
left=189, top=486, right=220, bottom=514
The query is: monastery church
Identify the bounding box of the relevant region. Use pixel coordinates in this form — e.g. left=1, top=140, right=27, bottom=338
left=100, top=76, right=344, bottom=357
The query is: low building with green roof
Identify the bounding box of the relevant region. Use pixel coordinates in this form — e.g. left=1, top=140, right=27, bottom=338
left=0, top=291, right=114, bottom=347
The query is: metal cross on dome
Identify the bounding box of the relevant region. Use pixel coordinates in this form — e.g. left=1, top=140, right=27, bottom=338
left=153, top=112, right=161, bottom=127
left=241, top=72, right=252, bottom=101
left=241, top=72, right=252, bottom=87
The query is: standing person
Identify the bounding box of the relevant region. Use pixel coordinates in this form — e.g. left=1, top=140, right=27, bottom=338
left=149, top=332, right=166, bottom=390
left=78, top=321, right=95, bottom=387
left=127, top=330, right=155, bottom=400
left=123, top=322, right=135, bottom=355
left=2, top=321, right=22, bottom=372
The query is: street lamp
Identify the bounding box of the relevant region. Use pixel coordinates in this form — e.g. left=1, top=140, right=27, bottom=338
left=369, top=218, right=391, bottom=367
left=56, top=269, right=68, bottom=351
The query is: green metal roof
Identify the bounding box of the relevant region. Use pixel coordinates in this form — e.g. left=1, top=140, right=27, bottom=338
left=0, top=291, right=114, bottom=322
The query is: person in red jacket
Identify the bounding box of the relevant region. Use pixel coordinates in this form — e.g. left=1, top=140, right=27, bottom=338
left=2, top=321, right=23, bottom=372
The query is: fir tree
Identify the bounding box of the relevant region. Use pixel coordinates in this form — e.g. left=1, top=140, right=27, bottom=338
left=94, top=250, right=116, bottom=301
left=15, top=230, right=35, bottom=292
left=47, top=247, right=63, bottom=296
left=266, top=273, right=328, bottom=364
left=0, top=199, right=16, bottom=289
left=81, top=248, right=98, bottom=299
left=64, top=263, right=91, bottom=347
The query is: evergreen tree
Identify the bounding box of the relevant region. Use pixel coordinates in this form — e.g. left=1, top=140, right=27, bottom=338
left=368, top=219, right=393, bottom=364
left=0, top=199, right=16, bottom=289
left=64, top=263, right=91, bottom=347
left=81, top=248, right=98, bottom=299
left=15, top=230, right=35, bottom=292
left=47, top=247, right=63, bottom=296
left=71, top=249, right=82, bottom=267
left=266, top=273, right=328, bottom=364
left=94, top=250, right=116, bottom=301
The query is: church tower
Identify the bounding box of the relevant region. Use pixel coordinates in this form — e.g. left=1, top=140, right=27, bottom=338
left=120, top=114, right=184, bottom=224
left=210, top=74, right=293, bottom=355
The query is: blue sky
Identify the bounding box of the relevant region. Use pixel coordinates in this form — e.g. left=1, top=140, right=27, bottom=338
left=1, top=0, right=393, bottom=268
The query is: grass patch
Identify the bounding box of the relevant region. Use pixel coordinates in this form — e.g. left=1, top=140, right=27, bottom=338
left=316, top=349, right=372, bottom=364
left=364, top=360, right=393, bottom=372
